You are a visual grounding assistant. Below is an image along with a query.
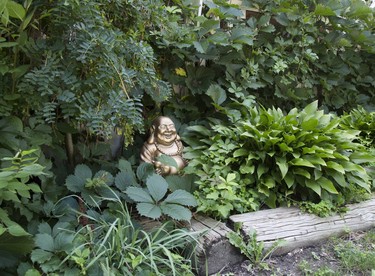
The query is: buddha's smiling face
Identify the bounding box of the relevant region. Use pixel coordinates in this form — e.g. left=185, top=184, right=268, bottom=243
left=155, top=117, right=177, bottom=146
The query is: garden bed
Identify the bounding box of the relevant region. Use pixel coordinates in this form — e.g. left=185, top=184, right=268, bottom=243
left=192, top=197, right=375, bottom=275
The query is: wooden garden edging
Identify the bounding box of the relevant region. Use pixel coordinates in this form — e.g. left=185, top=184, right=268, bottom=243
left=191, top=197, right=375, bottom=275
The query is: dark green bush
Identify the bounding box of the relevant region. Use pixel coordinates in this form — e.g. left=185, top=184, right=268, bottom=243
left=183, top=100, right=374, bottom=219
left=340, top=107, right=375, bottom=149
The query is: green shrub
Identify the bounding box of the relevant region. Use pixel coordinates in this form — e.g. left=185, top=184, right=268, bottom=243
left=340, top=107, right=375, bottom=149
left=29, top=198, right=200, bottom=276
left=64, top=159, right=197, bottom=221
left=183, top=100, right=374, bottom=219
left=0, top=149, right=47, bottom=269
left=340, top=107, right=375, bottom=189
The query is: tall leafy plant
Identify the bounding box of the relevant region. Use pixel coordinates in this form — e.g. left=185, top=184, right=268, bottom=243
left=183, top=100, right=374, bottom=219
left=0, top=149, right=47, bottom=269
left=155, top=0, right=375, bottom=117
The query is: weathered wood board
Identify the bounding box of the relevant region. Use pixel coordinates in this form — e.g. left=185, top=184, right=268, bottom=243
left=190, top=214, right=245, bottom=276
left=229, top=198, right=375, bottom=255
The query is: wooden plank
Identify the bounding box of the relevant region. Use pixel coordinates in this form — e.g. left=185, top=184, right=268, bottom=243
left=229, top=198, right=375, bottom=255
left=190, top=214, right=245, bottom=276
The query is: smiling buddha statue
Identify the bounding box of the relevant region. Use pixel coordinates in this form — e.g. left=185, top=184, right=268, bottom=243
left=140, top=116, right=186, bottom=175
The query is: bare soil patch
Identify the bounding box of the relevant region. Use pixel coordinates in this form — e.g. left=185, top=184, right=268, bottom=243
left=218, top=230, right=375, bottom=276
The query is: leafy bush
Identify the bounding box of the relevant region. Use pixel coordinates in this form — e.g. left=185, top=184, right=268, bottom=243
left=340, top=107, right=375, bottom=189
left=29, top=198, right=200, bottom=276
left=157, top=0, right=375, bottom=122
left=126, top=173, right=197, bottom=221
left=64, top=159, right=197, bottom=221
left=340, top=107, right=375, bottom=149
left=183, top=100, right=374, bottom=219
left=0, top=149, right=46, bottom=269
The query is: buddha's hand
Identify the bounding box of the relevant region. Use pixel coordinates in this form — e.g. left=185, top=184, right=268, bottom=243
left=154, top=161, right=171, bottom=175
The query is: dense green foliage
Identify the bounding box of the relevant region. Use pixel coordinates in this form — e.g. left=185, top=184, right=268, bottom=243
left=28, top=199, right=199, bottom=275
left=1, top=0, right=375, bottom=273
left=183, top=100, right=374, bottom=218
left=341, top=107, right=375, bottom=149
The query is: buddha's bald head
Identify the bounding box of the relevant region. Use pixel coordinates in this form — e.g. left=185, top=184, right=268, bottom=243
left=148, top=116, right=178, bottom=146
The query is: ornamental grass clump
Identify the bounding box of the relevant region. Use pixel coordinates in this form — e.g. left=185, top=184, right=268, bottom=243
left=183, top=101, right=374, bottom=219
left=30, top=197, right=200, bottom=276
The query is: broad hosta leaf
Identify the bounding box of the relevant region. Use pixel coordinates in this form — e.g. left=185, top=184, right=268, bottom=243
left=8, top=224, right=30, bottom=237
left=284, top=173, right=295, bottom=188
left=305, top=180, right=321, bottom=196
left=161, top=204, right=192, bottom=221
left=349, top=152, right=375, bottom=164
left=326, top=161, right=345, bottom=174
left=328, top=170, right=347, bottom=187
left=303, top=101, right=318, bottom=116
left=293, top=168, right=311, bottom=179
left=314, top=169, right=323, bottom=180
left=318, top=177, right=338, bottom=194
left=264, top=192, right=276, bottom=209
left=303, top=155, right=327, bottom=166
left=136, top=203, right=161, bottom=219
left=125, top=187, right=154, bottom=203
left=340, top=161, right=365, bottom=172
left=291, top=158, right=315, bottom=168
left=346, top=174, right=370, bottom=192
left=276, top=156, right=288, bottom=179
left=146, top=174, right=168, bottom=202
left=301, top=118, right=319, bottom=130
left=164, top=189, right=197, bottom=206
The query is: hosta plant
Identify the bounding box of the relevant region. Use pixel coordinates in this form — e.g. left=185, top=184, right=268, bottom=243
left=183, top=100, right=375, bottom=219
